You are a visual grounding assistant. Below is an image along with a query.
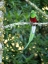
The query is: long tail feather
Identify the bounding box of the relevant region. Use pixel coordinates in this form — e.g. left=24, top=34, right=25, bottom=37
left=24, top=26, right=36, bottom=50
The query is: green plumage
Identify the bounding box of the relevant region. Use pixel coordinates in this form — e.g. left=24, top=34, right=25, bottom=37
left=30, top=10, right=36, bottom=18
left=24, top=27, right=35, bottom=50
left=30, top=10, right=38, bottom=20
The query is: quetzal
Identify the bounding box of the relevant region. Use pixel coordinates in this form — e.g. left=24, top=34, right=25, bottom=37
left=24, top=10, right=38, bottom=50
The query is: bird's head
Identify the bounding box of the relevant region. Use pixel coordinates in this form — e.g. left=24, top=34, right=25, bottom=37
left=30, top=10, right=36, bottom=18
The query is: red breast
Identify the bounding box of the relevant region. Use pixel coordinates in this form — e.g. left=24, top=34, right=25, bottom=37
left=30, top=17, right=37, bottom=23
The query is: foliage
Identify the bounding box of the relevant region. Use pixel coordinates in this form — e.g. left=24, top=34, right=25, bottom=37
left=3, top=0, right=48, bottom=64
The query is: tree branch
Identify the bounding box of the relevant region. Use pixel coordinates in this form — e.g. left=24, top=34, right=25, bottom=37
left=4, top=22, right=48, bottom=29
left=25, top=0, right=48, bottom=19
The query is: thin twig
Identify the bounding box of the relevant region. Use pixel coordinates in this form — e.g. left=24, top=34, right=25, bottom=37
left=25, top=0, right=48, bottom=19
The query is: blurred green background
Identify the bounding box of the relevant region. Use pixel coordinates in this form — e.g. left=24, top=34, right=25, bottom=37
left=3, top=0, right=48, bottom=64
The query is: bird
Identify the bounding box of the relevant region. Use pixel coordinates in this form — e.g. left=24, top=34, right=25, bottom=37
left=24, top=10, right=38, bottom=50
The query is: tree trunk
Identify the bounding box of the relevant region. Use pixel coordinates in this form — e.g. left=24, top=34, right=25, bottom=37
left=0, top=0, right=5, bottom=64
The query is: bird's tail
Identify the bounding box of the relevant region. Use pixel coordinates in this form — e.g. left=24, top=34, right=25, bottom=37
left=24, top=25, right=36, bottom=50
